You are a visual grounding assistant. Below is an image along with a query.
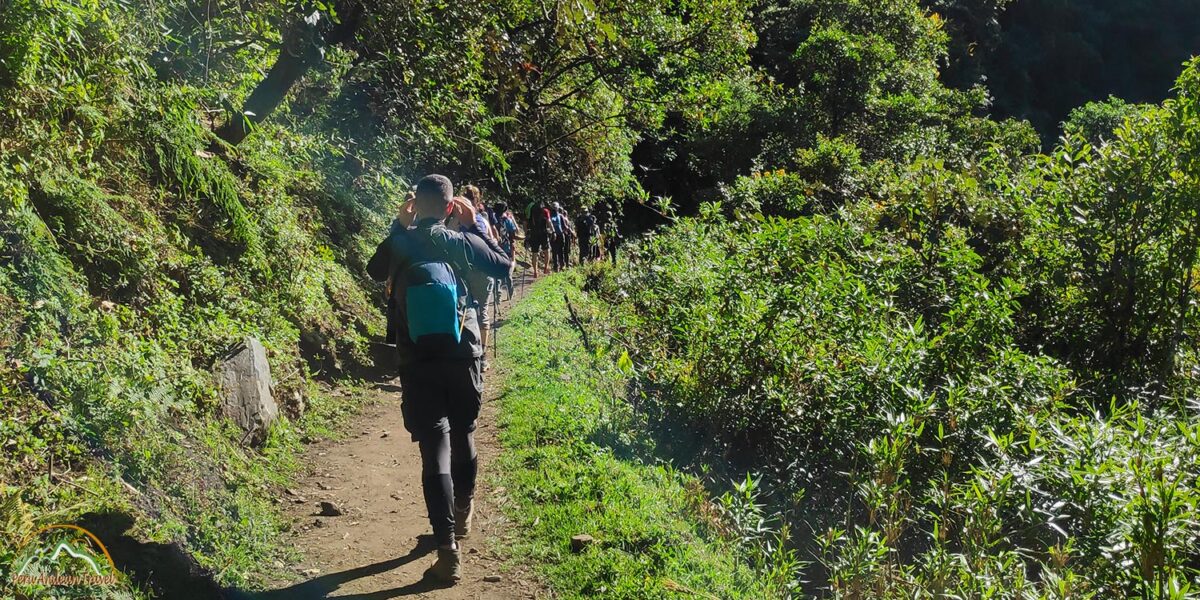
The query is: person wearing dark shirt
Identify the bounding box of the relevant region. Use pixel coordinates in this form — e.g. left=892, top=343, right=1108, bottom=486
left=549, top=202, right=570, bottom=271
left=366, top=175, right=511, bottom=583
left=525, top=200, right=552, bottom=276
left=603, top=210, right=621, bottom=265
left=575, top=208, right=597, bottom=262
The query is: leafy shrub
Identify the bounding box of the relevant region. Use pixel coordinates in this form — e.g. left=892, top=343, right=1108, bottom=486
left=790, top=135, right=864, bottom=207
left=720, top=137, right=865, bottom=218
left=1024, top=63, right=1200, bottom=394
left=1064, top=96, right=1153, bottom=146
left=721, top=170, right=812, bottom=218
left=29, top=173, right=170, bottom=303
left=148, top=97, right=263, bottom=258
left=593, top=58, right=1200, bottom=597
left=0, top=0, right=37, bottom=87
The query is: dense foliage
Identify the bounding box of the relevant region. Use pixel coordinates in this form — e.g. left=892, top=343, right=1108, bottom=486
left=2, top=0, right=1198, bottom=596
left=592, top=60, right=1200, bottom=596
left=634, top=0, right=1040, bottom=220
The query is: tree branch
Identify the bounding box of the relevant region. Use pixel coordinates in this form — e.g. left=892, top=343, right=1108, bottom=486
left=521, top=112, right=632, bottom=155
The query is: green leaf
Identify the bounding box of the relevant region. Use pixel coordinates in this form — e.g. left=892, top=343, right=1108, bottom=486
left=617, top=350, right=633, bottom=375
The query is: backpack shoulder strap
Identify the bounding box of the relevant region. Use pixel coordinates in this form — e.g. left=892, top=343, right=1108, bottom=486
left=391, top=228, right=447, bottom=288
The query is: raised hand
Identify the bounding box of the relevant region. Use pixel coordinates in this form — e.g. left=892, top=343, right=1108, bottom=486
left=397, top=197, right=417, bottom=228
left=452, top=196, right=477, bottom=228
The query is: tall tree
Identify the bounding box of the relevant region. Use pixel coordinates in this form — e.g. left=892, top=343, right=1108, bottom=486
left=214, top=0, right=362, bottom=145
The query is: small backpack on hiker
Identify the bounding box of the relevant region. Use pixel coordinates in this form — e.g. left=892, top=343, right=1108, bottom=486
left=531, top=203, right=552, bottom=237
left=389, top=233, right=467, bottom=358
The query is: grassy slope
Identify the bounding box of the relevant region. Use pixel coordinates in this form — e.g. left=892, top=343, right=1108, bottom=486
left=0, top=3, right=389, bottom=596
left=494, top=273, right=769, bottom=599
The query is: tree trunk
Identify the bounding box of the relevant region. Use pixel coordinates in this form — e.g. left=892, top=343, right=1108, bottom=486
left=215, top=22, right=320, bottom=145
left=214, top=4, right=362, bottom=146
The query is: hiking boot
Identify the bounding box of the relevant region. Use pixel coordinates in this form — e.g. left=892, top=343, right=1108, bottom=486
left=454, top=500, right=474, bottom=539
left=424, top=545, right=461, bottom=583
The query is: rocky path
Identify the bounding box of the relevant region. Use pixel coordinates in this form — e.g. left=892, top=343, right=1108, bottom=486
left=260, top=271, right=546, bottom=600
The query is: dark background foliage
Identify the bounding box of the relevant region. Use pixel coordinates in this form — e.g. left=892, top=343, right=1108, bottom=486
left=970, top=0, right=1200, bottom=141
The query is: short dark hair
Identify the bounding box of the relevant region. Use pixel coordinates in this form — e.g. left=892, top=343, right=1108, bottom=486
left=415, top=174, right=453, bottom=213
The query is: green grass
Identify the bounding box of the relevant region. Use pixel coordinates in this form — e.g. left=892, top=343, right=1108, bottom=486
left=493, top=272, right=770, bottom=599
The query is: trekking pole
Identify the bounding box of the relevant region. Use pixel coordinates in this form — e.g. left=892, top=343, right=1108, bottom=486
left=492, top=281, right=500, bottom=358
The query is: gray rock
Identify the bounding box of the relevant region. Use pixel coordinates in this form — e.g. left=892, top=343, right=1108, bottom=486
left=283, top=389, right=306, bottom=418
left=216, top=337, right=278, bottom=445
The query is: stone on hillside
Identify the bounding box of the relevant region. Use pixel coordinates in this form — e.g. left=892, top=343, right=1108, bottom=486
left=570, top=534, right=595, bottom=553
left=216, top=336, right=278, bottom=446
left=281, top=389, right=306, bottom=418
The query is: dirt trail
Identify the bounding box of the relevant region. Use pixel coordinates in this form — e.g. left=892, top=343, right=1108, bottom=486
left=263, top=271, right=546, bottom=600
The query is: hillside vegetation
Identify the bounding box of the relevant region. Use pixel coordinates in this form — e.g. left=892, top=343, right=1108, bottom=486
left=0, top=0, right=389, bottom=593
left=591, top=61, right=1200, bottom=596
left=1, top=0, right=1199, bottom=598
left=0, top=0, right=754, bottom=593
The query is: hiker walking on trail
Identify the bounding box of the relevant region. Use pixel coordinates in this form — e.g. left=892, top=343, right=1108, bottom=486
left=366, top=175, right=512, bottom=584
left=494, top=202, right=518, bottom=299
left=560, top=204, right=576, bottom=267
left=459, top=185, right=497, bottom=373
left=576, top=208, right=598, bottom=263
left=549, top=202, right=571, bottom=271
left=526, top=200, right=552, bottom=276
left=603, top=210, right=621, bottom=265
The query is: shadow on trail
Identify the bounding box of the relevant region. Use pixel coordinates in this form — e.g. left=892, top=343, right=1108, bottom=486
left=75, top=512, right=445, bottom=600
left=78, top=511, right=228, bottom=600
left=242, top=535, right=445, bottom=600
left=376, top=381, right=403, bottom=394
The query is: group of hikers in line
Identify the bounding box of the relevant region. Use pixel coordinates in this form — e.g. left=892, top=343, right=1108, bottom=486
left=366, top=175, right=621, bottom=583
left=522, top=199, right=621, bottom=276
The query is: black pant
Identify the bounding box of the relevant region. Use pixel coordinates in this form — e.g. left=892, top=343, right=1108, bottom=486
left=551, top=233, right=568, bottom=270
left=398, top=359, right=483, bottom=546
left=578, top=235, right=593, bottom=262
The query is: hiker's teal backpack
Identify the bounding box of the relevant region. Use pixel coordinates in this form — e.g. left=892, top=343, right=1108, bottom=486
left=392, top=232, right=465, bottom=357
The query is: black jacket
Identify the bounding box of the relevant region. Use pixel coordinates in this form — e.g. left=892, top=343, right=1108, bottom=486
left=367, top=217, right=511, bottom=364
